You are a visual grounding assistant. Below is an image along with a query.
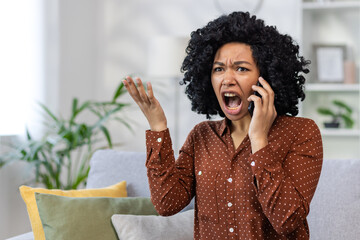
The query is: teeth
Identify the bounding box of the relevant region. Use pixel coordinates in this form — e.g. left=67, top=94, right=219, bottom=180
left=224, top=93, right=236, bottom=97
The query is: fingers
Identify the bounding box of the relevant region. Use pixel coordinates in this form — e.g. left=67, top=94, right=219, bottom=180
left=259, top=77, right=277, bottom=119
left=123, top=76, right=150, bottom=105
left=247, top=94, right=262, bottom=116
left=135, top=77, right=150, bottom=105
left=247, top=94, right=261, bottom=105
left=147, top=82, right=156, bottom=105
left=248, top=77, right=277, bottom=120
left=123, top=76, right=139, bottom=101
left=259, top=77, right=275, bottom=106
left=251, top=77, right=275, bottom=111
left=123, top=76, right=167, bottom=131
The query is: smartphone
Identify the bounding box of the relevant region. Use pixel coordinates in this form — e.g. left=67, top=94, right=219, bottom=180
left=248, top=81, right=262, bottom=116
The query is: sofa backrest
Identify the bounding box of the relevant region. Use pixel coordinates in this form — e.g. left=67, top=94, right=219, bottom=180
left=86, top=150, right=360, bottom=239
left=86, top=150, right=150, bottom=197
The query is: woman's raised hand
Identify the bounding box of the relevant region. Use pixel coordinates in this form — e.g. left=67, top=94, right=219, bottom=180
left=123, top=76, right=167, bottom=132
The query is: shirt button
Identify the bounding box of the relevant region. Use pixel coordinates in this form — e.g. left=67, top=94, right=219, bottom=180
left=251, top=161, right=255, bottom=167
left=227, top=202, right=233, bottom=207
left=227, top=178, right=233, bottom=183
left=157, top=137, right=162, bottom=142
left=229, top=227, right=234, bottom=233
left=198, top=171, right=202, bottom=176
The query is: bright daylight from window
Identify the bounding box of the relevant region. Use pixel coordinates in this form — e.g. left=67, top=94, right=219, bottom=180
left=0, top=0, right=44, bottom=136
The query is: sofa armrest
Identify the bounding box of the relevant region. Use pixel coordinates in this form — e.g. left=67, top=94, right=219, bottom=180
left=308, top=159, right=360, bottom=239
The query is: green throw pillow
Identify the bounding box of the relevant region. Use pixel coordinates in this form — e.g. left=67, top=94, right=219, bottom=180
left=35, top=193, right=158, bottom=240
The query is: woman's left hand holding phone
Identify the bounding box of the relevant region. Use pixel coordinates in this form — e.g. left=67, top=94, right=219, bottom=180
left=123, top=76, right=168, bottom=132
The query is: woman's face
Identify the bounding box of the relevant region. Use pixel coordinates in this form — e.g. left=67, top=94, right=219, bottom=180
left=211, top=42, right=260, bottom=121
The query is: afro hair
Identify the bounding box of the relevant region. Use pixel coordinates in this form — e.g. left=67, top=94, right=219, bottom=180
left=181, top=11, right=310, bottom=119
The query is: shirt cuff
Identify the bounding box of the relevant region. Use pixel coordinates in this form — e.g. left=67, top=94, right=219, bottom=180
left=145, top=128, right=173, bottom=167
left=248, top=144, right=282, bottom=176
left=146, top=128, right=172, bottom=150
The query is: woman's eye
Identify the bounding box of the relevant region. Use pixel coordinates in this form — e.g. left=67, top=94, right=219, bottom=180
left=237, top=67, right=248, bottom=72
left=213, top=67, right=223, bottom=72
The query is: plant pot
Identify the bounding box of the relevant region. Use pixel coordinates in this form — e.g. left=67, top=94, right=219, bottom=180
left=324, top=122, right=340, bottom=128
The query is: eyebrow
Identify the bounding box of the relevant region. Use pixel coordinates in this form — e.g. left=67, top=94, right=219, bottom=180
left=213, top=61, right=252, bottom=66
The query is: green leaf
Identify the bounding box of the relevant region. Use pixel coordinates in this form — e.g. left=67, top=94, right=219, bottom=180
left=317, top=108, right=335, bottom=116
left=78, top=124, right=89, bottom=139
left=71, top=100, right=91, bottom=124
left=40, top=173, right=54, bottom=189
left=340, top=114, right=354, bottom=128
left=28, top=142, right=44, bottom=163
left=0, top=157, right=5, bottom=168
left=72, top=128, right=79, bottom=148
left=93, top=102, right=129, bottom=108
left=38, top=102, right=59, bottom=123
left=88, top=107, right=102, bottom=118
left=333, top=100, right=352, bottom=114
left=112, top=82, right=125, bottom=103
left=92, top=105, right=123, bottom=129
left=62, top=131, right=74, bottom=144
left=77, top=101, right=91, bottom=115
left=72, top=98, right=78, bottom=119
left=115, top=117, right=133, bottom=133
left=115, top=103, right=130, bottom=108
left=99, top=125, right=112, bottom=148
left=26, top=128, right=32, bottom=140
left=72, top=166, right=90, bottom=189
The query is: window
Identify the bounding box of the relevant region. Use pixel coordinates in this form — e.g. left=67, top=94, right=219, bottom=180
left=0, top=0, right=44, bottom=135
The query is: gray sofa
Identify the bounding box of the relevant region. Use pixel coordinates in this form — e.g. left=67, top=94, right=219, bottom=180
left=8, top=150, right=360, bottom=240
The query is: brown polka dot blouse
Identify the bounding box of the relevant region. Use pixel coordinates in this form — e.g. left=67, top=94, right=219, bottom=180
left=145, top=116, right=323, bottom=239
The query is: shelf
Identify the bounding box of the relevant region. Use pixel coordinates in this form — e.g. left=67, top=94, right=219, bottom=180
left=305, top=83, right=360, bottom=92
left=303, top=1, right=360, bottom=10
left=301, top=0, right=360, bottom=159
left=320, top=128, right=360, bottom=136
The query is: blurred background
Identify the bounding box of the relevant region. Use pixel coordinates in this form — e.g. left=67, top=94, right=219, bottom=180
left=0, top=0, right=359, bottom=238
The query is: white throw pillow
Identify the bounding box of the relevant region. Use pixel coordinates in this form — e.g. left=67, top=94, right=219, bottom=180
left=111, top=209, right=194, bottom=240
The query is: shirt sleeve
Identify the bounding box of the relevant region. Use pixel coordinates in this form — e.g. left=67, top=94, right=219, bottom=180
left=145, top=128, right=195, bottom=216
left=248, top=119, right=323, bottom=235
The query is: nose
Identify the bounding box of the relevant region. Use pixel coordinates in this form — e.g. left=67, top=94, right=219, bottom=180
left=222, top=70, right=236, bottom=87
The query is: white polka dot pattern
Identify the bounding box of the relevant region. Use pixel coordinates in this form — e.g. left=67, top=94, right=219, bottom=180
left=145, top=116, right=323, bottom=240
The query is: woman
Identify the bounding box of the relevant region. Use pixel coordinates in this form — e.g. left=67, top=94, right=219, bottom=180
left=123, top=12, right=323, bottom=240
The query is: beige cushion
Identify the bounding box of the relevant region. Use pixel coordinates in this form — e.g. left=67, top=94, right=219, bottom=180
left=111, top=209, right=194, bottom=240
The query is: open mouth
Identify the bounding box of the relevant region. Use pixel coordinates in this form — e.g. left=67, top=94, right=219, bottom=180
left=223, top=92, right=242, bottom=110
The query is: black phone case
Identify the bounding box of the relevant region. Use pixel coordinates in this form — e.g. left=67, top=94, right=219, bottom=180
left=248, top=82, right=262, bottom=116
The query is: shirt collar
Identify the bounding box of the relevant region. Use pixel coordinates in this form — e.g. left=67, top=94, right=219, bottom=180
left=219, top=118, right=231, bottom=137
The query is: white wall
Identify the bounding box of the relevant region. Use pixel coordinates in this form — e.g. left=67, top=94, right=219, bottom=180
left=0, top=0, right=301, bottom=238
left=54, top=0, right=301, bottom=153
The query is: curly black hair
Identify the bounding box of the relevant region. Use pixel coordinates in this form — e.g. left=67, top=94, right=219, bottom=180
left=181, top=11, right=310, bottom=119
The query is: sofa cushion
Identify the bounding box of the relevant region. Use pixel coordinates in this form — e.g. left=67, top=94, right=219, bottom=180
left=36, top=194, right=158, bottom=240
left=111, top=209, right=194, bottom=240
left=307, top=159, right=360, bottom=239
left=19, top=181, right=127, bottom=240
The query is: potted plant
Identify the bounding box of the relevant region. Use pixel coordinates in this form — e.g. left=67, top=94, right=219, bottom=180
left=317, top=99, right=354, bottom=129
left=0, top=81, right=132, bottom=189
